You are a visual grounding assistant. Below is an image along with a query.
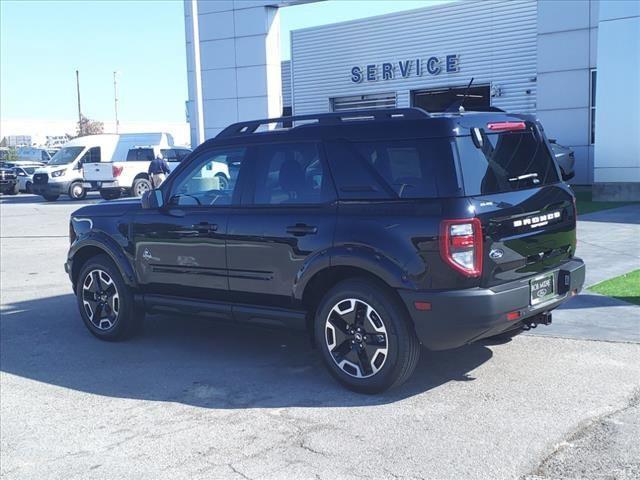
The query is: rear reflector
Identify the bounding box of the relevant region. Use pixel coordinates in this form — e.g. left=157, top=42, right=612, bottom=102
left=486, top=121, right=526, bottom=132
left=414, top=301, right=432, bottom=311
left=507, top=311, right=521, bottom=321
left=440, top=218, right=483, bottom=278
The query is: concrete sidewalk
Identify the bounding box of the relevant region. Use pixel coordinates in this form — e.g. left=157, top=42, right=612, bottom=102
left=530, top=203, right=640, bottom=343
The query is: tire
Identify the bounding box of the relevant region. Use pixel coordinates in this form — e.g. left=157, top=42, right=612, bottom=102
left=42, top=193, right=60, bottom=202
left=100, top=189, right=121, bottom=200
left=132, top=177, right=152, bottom=197
left=314, top=278, right=420, bottom=394
left=215, top=173, right=229, bottom=190
left=9, top=183, right=19, bottom=195
left=76, top=254, right=143, bottom=341
left=25, top=181, right=32, bottom=193
left=68, top=181, right=87, bottom=200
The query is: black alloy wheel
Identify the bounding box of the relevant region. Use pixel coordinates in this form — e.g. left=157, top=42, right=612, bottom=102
left=76, top=254, right=142, bottom=340
left=315, top=278, right=420, bottom=393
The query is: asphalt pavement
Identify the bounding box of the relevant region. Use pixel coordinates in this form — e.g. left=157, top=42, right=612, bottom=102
left=1, top=193, right=639, bottom=480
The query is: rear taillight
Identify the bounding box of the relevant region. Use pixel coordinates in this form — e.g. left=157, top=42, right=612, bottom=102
left=486, top=121, right=526, bottom=132
left=112, top=165, right=123, bottom=177
left=440, top=218, right=483, bottom=278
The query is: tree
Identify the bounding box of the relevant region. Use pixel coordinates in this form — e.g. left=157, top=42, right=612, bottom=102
left=76, top=115, right=104, bottom=137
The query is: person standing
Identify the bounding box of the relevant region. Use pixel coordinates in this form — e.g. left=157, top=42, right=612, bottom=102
left=148, top=153, right=170, bottom=188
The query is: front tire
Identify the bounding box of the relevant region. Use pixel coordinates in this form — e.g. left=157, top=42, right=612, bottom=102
left=76, top=254, right=142, bottom=341
left=68, top=181, right=87, bottom=200
left=314, top=278, right=420, bottom=393
left=25, top=181, right=32, bottom=193
left=42, top=193, right=60, bottom=202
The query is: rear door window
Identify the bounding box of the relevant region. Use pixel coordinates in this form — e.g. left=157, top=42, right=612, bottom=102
left=126, top=148, right=154, bottom=161
left=251, top=142, right=333, bottom=205
left=455, top=127, right=559, bottom=195
left=325, top=138, right=460, bottom=199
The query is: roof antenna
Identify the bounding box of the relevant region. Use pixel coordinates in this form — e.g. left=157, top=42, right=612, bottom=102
left=458, top=77, right=474, bottom=113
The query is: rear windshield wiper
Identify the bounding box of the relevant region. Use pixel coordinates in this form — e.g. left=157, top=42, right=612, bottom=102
left=508, top=173, right=538, bottom=182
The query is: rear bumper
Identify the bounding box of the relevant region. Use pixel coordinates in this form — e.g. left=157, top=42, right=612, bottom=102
left=398, top=258, right=585, bottom=351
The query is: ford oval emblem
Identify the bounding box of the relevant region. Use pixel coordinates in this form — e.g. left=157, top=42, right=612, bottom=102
left=489, top=248, right=504, bottom=259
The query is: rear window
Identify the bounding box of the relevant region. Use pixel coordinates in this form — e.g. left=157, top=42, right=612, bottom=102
left=455, top=128, right=559, bottom=195
left=325, top=139, right=460, bottom=199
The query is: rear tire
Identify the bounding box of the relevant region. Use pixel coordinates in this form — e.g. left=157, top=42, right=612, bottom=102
left=100, top=189, right=121, bottom=200
left=132, top=177, right=152, bottom=197
left=42, top=194, right=60, bottom=202
left=25, top=181, right=32, bottom=193
left=68, top=181, right=87, bottom=200
left=9, top=183, right=19, bottom=195
left=76, top=254, right=143, bottom=341
left=314, top=278, right=420, bottom=394
left=215, top=173, right=229, bottom=190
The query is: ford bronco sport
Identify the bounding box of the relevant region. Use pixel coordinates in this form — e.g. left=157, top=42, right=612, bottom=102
left=66, top=108, right=585, bottom=393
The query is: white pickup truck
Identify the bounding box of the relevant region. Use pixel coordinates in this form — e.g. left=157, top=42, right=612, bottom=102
left=84, top=145, right=194, bottom=199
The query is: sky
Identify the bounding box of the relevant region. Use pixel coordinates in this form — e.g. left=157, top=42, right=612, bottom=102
left=1, top=0, right=452, bottom=131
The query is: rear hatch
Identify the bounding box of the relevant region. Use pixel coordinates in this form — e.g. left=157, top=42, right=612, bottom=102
left=454, top=117, right=577, bottom=288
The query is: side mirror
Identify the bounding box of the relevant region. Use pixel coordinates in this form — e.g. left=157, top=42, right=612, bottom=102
left=75, top=161, right=83, bottom=170
left=561, top=169, right=575, bottom=181
left=141, top=189, right=164, bottom=209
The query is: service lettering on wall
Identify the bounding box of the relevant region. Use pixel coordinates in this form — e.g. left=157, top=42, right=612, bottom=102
left=350, top=55, right=459, bottom=83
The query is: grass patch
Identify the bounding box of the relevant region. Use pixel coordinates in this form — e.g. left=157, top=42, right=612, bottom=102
left=572, top=186, right=636, bottom=215
left=589, top=269, right=640, bottom=306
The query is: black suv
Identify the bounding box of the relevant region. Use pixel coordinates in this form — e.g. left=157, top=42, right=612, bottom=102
left=66, top=108, right=585, bottom=393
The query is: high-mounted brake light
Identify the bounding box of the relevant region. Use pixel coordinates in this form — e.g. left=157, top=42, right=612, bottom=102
left=112, top=165, right=124, bottom=177
left=440, top=218, right=483, bottom=278
left=486, top=121, right=526, bottom=132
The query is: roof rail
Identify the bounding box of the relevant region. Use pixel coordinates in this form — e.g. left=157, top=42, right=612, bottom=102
left=215, top=107, right=430, bottom=139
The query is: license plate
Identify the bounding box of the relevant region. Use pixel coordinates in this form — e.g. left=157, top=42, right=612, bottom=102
left=530, top=272, right=555, bottom=305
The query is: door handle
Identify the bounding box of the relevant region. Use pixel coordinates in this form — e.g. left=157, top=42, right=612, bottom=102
left=191, top=222, right=218, bottom=233
left=286, top=224, right=318, bottom=236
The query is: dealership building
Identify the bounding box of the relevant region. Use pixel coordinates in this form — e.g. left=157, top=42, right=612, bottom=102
left=184, top=0, right=640, bottom=199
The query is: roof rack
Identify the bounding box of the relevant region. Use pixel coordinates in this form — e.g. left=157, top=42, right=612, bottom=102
left=215, top=107, right=430, bottom=139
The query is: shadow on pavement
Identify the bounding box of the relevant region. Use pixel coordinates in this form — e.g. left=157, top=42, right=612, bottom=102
left=0, top=193, right=102, bottom=205
left=578, top=204, right=640, bottom=225
left=0, top=293, right=492, bottom=408
left=557, top=293, right=638, bottom=310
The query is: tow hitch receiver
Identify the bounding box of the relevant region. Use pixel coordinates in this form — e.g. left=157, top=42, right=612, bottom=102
left=522, top=312, right=552, bottom=330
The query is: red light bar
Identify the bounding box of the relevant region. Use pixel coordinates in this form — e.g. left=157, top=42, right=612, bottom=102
left=506, top=311, right=521, bottom=321
left=414, top=301, right=432, bottom=311
left=487, top=121, right=526, bottom=132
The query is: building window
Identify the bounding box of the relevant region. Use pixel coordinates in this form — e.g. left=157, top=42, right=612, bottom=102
left=412, top=85, right=490, bottom=112
left=590, top=69, right=596, bottom=144
left=330, top=92, right=396, bottom=112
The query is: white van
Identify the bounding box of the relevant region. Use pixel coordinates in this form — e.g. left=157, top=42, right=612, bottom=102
left=31, top=133, right=176, bottom=201
left=84, top=137, right=196, bottom=199
left=15, top=147, right=56, bottom=163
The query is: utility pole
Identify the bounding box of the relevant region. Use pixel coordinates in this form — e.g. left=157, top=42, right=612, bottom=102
left=75, top=70, right=83, bottom=136
left=113, top=71, right=120, bottom=134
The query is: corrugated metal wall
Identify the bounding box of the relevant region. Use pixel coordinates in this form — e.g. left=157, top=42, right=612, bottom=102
left=290, top=0, right=537, bottom=115
left=281, top=60, right=292, bottom=107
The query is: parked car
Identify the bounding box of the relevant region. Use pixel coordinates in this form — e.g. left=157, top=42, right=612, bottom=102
left=549, top=139, right=575, bottom=181
left=32, top=133, right=174, bottom=202
left=0, top=165, right=19, bottom=195
left=84, top=143, right=195, bottom=200
left=14, top=162, right=45, bottom=193
left=15, top=147, right=55, bottom=163
left=66, top=108, right=585, bottom=393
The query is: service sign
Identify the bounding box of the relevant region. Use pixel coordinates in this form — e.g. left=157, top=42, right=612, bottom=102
left=350, top=54, right=459, bottom=83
